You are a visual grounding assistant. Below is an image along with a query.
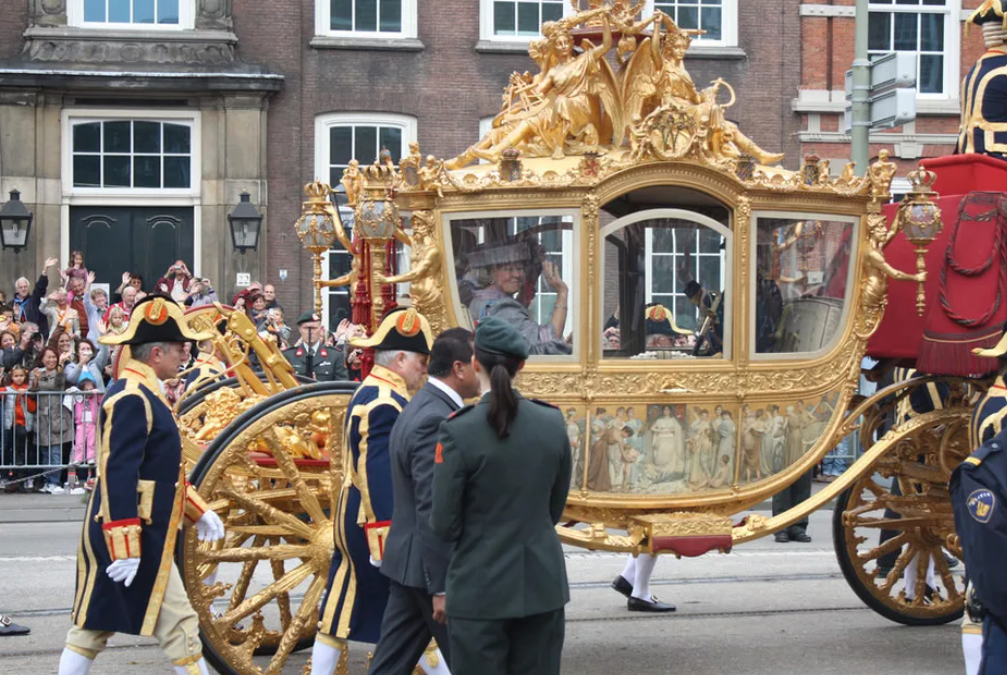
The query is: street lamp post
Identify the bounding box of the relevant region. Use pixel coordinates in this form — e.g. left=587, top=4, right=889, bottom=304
left=0, top=189, right=33, bottom=253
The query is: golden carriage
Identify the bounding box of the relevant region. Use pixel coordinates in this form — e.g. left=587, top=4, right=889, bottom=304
left=172, top=4, right=988, bottom=673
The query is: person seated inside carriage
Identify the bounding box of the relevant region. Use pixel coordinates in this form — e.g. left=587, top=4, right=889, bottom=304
left=461, top=221, right=574, bottom=356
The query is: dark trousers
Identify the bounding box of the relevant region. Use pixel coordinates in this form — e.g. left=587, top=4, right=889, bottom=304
left=448, top=608, right=564, bottom=675
left=980, top=616, right=1007, bottom=675
left=369, top=581, right=451, bottom=675
left=772, top=469, right=812, bottom=535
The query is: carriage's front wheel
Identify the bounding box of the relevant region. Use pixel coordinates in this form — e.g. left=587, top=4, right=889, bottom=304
left=178, top=383, right=357, bottom=675
left=832, top=410, right=969, bottom=626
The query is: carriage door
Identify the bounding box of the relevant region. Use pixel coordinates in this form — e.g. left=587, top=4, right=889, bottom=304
left=69, top=206, right=195, bottom=292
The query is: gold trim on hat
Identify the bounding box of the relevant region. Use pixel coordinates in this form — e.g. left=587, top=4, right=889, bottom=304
left=645, top=304, right=693, bottom=336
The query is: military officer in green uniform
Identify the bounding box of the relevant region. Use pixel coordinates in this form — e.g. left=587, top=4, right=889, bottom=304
left=431, top=316, right=572, bottom=675
left=57, top=295, right=226, bottom=675
left=283, top=312, right=347, bottom=381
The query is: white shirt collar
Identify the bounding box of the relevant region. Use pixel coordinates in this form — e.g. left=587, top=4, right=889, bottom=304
left=428, top=376, right=464, bottom=409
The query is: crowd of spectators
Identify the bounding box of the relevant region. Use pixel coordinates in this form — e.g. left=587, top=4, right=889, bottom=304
left=0, top=253, right=347, bottom=496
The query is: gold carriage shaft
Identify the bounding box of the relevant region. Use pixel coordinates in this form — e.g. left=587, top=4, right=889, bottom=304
left=173, top=4, right=986, bottom=674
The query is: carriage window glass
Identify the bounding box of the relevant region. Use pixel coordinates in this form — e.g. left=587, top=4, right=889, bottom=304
left=601, top=216, right=729, bottom=359
left=754, top=217, right=854, bottom=355
left=450, top=213, right=576, bottom=356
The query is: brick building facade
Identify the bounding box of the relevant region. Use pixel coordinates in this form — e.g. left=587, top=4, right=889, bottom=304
left=795, top=0, right=986, bottom=194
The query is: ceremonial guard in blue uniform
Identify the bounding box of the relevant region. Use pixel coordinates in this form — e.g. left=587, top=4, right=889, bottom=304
left=957, top=2, right=1007, bottom=160
left=58, top=296, right=226, bottom=675
left=311, top=308, right=434, bottom=675
left=431, top=317, right=572, bottom=675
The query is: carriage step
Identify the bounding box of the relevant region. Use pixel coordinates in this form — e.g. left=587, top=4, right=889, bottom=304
left=629, top=513, right=734, bottom=558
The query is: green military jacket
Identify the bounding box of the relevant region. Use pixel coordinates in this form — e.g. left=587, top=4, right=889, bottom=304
left=431, top=393, right=572, bottom=620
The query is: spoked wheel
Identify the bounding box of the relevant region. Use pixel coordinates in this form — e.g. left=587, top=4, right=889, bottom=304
left=833, top=408, right=971, bottom=625
left=178, top=382, right=358, bottom=675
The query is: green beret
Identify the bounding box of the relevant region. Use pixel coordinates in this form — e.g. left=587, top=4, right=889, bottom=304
left=297, top=311, right=321, bottom=325
left=474, top=316, right=530, bottom=360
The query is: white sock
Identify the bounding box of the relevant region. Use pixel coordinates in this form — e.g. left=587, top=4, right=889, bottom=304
left=903, top=553, right=937, bottom=601
left=416, top=647, right=450, bottom=675
left=311, top=639, right=343, bottom=675
left=173, top=658, right=210, bottom=675
left=58, top=649, right=94, bottom=675
left=631, top=554, right=657, bottom=601
left=962, top=629, right=983, bottom=675
left=620, top=555, right=637, bottom=584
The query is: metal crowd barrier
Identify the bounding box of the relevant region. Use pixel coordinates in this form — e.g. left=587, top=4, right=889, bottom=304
left=0, top=388, right=103, bottom=490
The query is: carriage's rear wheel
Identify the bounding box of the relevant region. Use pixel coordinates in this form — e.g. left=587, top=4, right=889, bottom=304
left=833, top=410, right=970, bottom=625
left=178, top=382, right=357, bottom=675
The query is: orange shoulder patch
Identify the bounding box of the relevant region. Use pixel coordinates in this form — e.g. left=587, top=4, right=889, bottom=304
left=434, top=442, right=444, bottom=464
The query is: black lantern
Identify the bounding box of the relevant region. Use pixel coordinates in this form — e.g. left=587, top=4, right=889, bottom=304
left=331, top=184, right=354, bottom=232
left=228, top=191, right=263, bottom=254
left=0, top=189, right=33, bottom=253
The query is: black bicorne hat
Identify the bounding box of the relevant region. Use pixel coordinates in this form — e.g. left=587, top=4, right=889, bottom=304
left=100, top=295, right=216, bottom=347
left=349, top=307, right=434, bottom=355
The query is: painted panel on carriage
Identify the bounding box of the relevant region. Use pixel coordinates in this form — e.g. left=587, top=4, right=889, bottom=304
left=582, top=403, right=737, bottom=494
left=736, top=390, right=841, bottom=484
left=447, top=212, right=577, bottom=357
left=754, top=216, right=855, bottom=356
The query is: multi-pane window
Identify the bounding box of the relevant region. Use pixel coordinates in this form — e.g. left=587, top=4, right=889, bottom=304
left=868, top=0, right=951, bottom=95
left=71, top=120, right=192, bottom=189
left=83, top=0, right=179, bottom=25
left=490, top=0, right=564, bottom=38
left=329, top=0, right=402, bottom=33
left=653, top=0, right=724, bottom=42
left=647, top=224, right=725, bottom=331
left=323, top=122, right=408, bottom=328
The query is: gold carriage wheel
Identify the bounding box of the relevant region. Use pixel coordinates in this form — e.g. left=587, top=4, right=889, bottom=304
left=832, top=407, right=970, bottom=626
left=180, top=388, right=354, bottom=675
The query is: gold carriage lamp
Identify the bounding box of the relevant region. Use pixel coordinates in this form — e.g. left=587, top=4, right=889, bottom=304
left=894, top=166, right=944, bottom=316
left=355, top=163, right=411, bottom=332
left=295, top=180, right=341, bottom=315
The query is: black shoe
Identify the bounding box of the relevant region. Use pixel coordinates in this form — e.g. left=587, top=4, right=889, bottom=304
left=0, top=616, right=30, bottom=636
left=627, top=596, right=676, bottom=613
left=774, top=532, right=789, bottom=543
left=789, top=532, right=812, bottom=543
left=611, top=575, right=633, bottom=599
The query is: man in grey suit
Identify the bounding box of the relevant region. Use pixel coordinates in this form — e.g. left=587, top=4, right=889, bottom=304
left=369, top=328, right=480, bottom=675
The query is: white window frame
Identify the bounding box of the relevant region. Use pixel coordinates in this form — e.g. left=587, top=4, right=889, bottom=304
left=67, top=0, right=195, bottom=30
left=61, top=109, right=201, bottom=198
left=866, top=0, right=960, bottom=101
left=313, top=112, right=417, bottom=331
left=442, top=207, right=581, bottom=362
left=479, top=0, right=573, bottom=42
left=644, top=0, right=739, bottom=48
left=600, top=208, right=733, bottom=360
left=315, top=0, right=418, bottom=39
left=644, top=225, right=727, bottom=329
left=749, top=210, right=860, bottom=362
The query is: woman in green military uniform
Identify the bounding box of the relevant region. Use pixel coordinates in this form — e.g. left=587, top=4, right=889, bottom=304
left=431, top=316, right=573, bottom=675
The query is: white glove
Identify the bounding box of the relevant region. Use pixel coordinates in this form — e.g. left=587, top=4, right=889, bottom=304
left=369, top=556, right=381, bottom=568
left=195, top=510, right=225, bottom=543
left=107, top=558, right=140, bottom=587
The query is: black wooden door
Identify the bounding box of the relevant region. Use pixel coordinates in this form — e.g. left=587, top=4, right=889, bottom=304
left=69, top=207, right=194, bottom=292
